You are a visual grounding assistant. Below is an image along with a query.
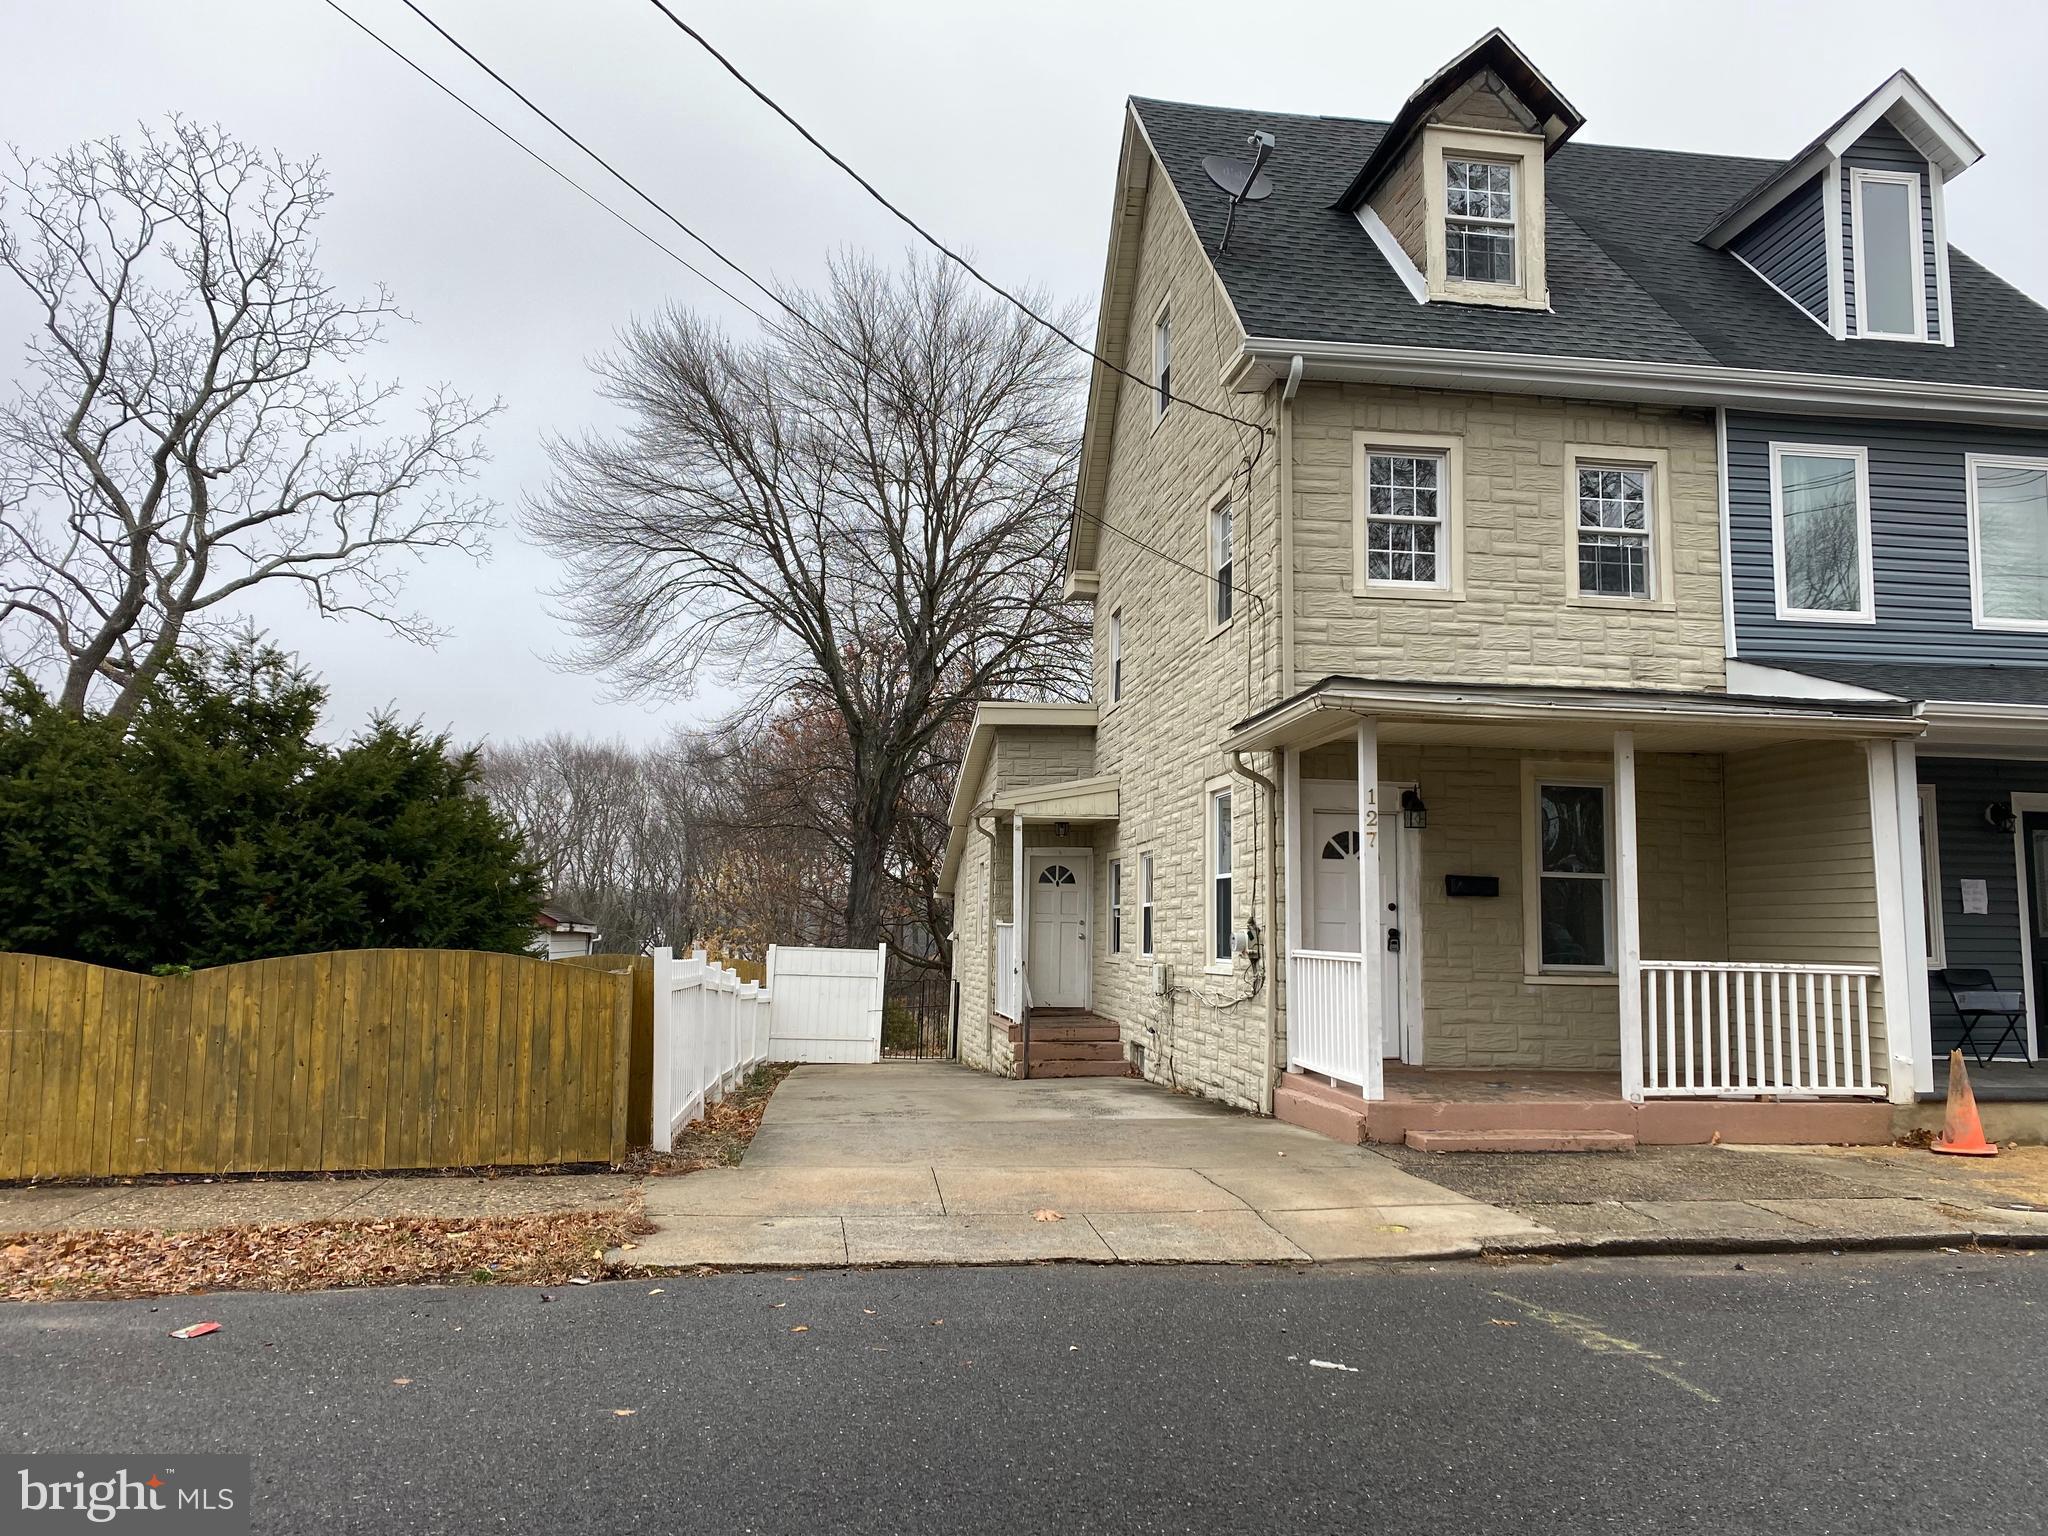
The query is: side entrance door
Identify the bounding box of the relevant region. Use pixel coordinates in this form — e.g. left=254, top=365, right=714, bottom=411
left=1027, top=854, right=1089, bottom=1010
left=1308, top=796, right=1406, bottom=1060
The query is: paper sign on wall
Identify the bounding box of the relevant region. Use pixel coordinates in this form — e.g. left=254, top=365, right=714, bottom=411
left=1961, top=878, right=1989, bottom=915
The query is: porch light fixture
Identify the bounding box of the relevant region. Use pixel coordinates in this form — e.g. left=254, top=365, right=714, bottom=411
left=1985, top=801, right=2017, bottom=836
left=1400, top=789, right=1429, bottom=830
left=1053, top=820, right=1070, bottom=837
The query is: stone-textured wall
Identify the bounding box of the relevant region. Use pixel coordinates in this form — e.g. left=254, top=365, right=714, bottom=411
left=1290, top=383, right=1726, bottom=692
left=1368, top=137, right=1427, bottom=269
left=991, top=727, right=1097, bottom=797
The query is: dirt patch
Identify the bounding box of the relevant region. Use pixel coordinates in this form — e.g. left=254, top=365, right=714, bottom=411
left=623, top=1063, right=795, bottom=1177
left=1, top=1207, right=654, bottom=1303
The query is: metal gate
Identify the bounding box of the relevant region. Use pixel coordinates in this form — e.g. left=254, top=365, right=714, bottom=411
left=882, top=950, right=953, bottom=1060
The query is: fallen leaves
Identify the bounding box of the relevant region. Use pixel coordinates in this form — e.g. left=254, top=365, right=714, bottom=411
left=391, top=1378, right=413, bottom=1387
left=1031, top=1209, right=1063, bottom=1223
left=612, top=1409, right=637, bottom=1418
left=168, top=1321, right=220, bottom=1339
left=625, top=1063, right=795, bottom=1175
left=789, top=1325, right=810, bottom=1334
left=1, top=1208, right=653, bottom=1304
left=1488, top=1319, right=1519, bottom=1328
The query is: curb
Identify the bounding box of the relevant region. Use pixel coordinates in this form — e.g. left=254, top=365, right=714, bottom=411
left=1480, top=1226, right=2042, bottom=1261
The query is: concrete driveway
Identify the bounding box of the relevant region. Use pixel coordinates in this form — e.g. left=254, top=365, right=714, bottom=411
left=628, top=1064, right=1538, bottom=1267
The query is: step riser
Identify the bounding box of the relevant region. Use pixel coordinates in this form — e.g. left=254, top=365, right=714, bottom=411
left=1025, top=1041, right=1125, bottom=1063
left=1027, top=1060, right=1137, bottom=1078
left=1010, top=1025, right=1121, bottom=1044
left=1406, top=1129, right=1636, bottom=1153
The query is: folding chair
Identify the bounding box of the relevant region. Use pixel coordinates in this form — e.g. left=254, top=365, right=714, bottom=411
left=1938, top=967, right=2033, bottom=1067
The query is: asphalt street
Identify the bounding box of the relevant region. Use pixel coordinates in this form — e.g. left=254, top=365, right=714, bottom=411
left=1, top=1252, right=2041, bottom=1534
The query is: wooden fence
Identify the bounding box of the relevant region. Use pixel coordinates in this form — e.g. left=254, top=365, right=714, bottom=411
left=0, top=949, right=632, bottom=1180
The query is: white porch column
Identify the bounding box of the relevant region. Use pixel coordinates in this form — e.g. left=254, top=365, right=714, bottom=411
left=1282, top=745, right=1304, bottom=1075
left=1355, top=718, right=1384, bottom=1100
left=1613, top=730, right=1645, bottom=1104
left=1866, top=741, right=1922, bottom=1104
left=1891, top=739, right=1935, bottom=1096
left=1011, top=813, right=1027, bottom=1012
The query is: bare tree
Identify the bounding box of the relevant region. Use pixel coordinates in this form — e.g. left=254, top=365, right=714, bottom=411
left=0, top=118, right=498, bottom=720
left=526, top=254, right=1088, bottom=945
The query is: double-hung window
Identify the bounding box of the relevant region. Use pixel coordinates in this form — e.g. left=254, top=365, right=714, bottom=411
left=1967, top=454, right=2048, bottom=629
left=1771, top=443, right=1873, bottom=622
left=1108, top=859, right=1124, bottom=955
left=1575, top=464, right=1653, bottom=600
left=1210, top=497, right=1234, bottom=627
left=1533, top=780, right=1612, bottom=974
left=1138, top=853, right=1155, bottom=958
left=1444, top=159, right=1516, bottom=285
left=1153, top=307, right=1172, bottom=421
left=1208, top=787, right=1233, bottom=967
left=1851, top=169, right=1926, bottom=341
left=1108, top=607, right=1124, bottom=702
left=1364, top=451, right=1447, bottom=587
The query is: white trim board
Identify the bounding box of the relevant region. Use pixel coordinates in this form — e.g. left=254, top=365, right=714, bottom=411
left=1768, top=441, right=1875, bottom=625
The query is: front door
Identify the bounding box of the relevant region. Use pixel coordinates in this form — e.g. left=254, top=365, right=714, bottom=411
left=1308, top=798, right=1406, bottom=1059
left=1028, top=854, right=1089, bottom=1009
left=2023, top=812, right=2048, bottom=1059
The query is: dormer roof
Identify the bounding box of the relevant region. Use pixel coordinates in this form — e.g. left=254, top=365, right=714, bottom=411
left=1334, top=29, right=1586, bottom=212
left=1701, top=69, right=1983, bottom=250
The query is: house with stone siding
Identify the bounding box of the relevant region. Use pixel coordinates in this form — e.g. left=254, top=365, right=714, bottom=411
left=938, top=31, right=2048, bottom=1147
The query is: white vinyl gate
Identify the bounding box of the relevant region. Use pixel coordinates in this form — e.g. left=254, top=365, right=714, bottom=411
left=767, top=943, right=887, bottom=1064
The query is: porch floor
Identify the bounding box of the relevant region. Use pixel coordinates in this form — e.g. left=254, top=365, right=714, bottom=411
left=1928, top=1058, right=2047, bottom=1104
left=1278, top=1066, right=1894, bottom=1149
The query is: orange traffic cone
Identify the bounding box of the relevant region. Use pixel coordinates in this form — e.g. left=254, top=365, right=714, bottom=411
left=1932, top=1049, right=1999, bottom=1157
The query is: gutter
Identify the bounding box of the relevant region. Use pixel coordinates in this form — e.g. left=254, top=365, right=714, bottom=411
left=1230, top=750, right=1282, bottom=1117
left=1229, top=338, right=2048, bottom=429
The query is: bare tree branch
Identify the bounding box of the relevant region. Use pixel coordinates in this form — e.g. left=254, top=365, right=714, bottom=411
left=0, top=117, right=501, bottom=719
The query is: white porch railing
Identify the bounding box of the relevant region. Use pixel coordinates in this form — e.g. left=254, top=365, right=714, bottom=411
left=994, top=921, right=1020, bottom=1020
left=1287, top=950, right=1376, bottom=1090
left=1639, top=961, right=1884, bottom=1098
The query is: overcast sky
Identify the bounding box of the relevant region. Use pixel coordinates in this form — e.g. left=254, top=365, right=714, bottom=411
left=5, top=0, right=2044, bottom=748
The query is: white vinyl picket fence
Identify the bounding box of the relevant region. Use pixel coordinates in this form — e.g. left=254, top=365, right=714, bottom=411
left=648, top=943, right=888, bottom=1151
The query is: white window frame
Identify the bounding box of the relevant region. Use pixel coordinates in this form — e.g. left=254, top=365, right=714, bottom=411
left=1151, top=301, right=1172, bottom=425
left=1918, top=784, right=1946, bottom=970
left=1565, top=445, right=1674, bottom=609
left=1108, top=858, right=1123, bottom=955
left=1138, top=852, right=1155, bottom=959
left=1849, top=166, right=1928, bottom=343
left=1769, top=441, right=1875, bottom=625
left=1208, top=494, right=1234, bottom=633
left=1353, top=430, right=1465, bottom=600
left=1107, top=606, right=1124, bottom=704
left=1443, top=156, right=1518, bottom=288
left=1521, top=764, right=1617, bottom=983
left=1965, top=452, right=2048, bottom=633
left=1205, top=780, right=1234, bottom=972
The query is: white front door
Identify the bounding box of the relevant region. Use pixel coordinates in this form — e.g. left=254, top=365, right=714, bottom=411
left=1308, top=796, right=1407, bottom=1059
left=1027, top=854, right=1089, bottom=1009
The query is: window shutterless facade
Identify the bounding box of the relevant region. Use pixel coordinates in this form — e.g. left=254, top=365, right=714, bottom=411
left=1444, top=158, right=1516, bottom=285
left=1207, top=786, right=1233, bottom=966
left=1152, top=306, right=1171, bottom=422
left=1769, top=442, right=1874, bottom=622
left=1364, top=451, right=1446, bottom=587
left=1574, top=464, right=1652, bottom=599
left=1210, top=497, right=1234, bottom=627
left=1850, top=167, right=1926, bottom=342
left=1532, top=780, right=1613, bottom=974
left=1967, top=453, right=2048, bottom=630
left=1138, top=853, right=1155, bottom=958
left=1108, top=859, right=1123, bottom=954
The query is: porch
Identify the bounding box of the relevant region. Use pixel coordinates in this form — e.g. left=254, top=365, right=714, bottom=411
left=1234, top=677, right=1927, bottom=1142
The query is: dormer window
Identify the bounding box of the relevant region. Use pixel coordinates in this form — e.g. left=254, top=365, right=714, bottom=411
left=1444, top=159, right=1516, bottom=284
left=1850, top=168, right=1926, bottom=341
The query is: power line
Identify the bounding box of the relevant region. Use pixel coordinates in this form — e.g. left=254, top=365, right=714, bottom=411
left=394, top=0, right=815, bottom=335
left=636, top=0, right=1273, bottom=442
left=322, top=0, right=777, bottom=327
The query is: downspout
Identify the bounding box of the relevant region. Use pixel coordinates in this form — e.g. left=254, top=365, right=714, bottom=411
left=1278, top=354, right=1303, bottom=697
left=1231, top=749, right=1282, bottom=1116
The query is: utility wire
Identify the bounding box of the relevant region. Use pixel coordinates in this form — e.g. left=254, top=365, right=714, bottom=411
left=322, top=0, right=776, bottom=326
left=636, top=0, right=1273, bottom=442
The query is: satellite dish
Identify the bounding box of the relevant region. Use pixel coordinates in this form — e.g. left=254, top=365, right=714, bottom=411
left=1201, top=152, right=1274, bottom=202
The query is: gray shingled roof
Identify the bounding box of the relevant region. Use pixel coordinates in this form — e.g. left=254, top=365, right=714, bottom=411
left=1132, top=98, right=2048, bottom=391
left=1759, top=659, right=2048, bottom=706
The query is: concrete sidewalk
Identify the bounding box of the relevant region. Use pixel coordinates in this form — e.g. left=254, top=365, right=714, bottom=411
left=625, top=1065, right=1542, bottom=1266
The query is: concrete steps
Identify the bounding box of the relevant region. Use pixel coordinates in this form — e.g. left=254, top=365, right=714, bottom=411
left=1405, top=1128, right=1637, bottom=1153
left=1009, top=1011, right=1135, bottom=1078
